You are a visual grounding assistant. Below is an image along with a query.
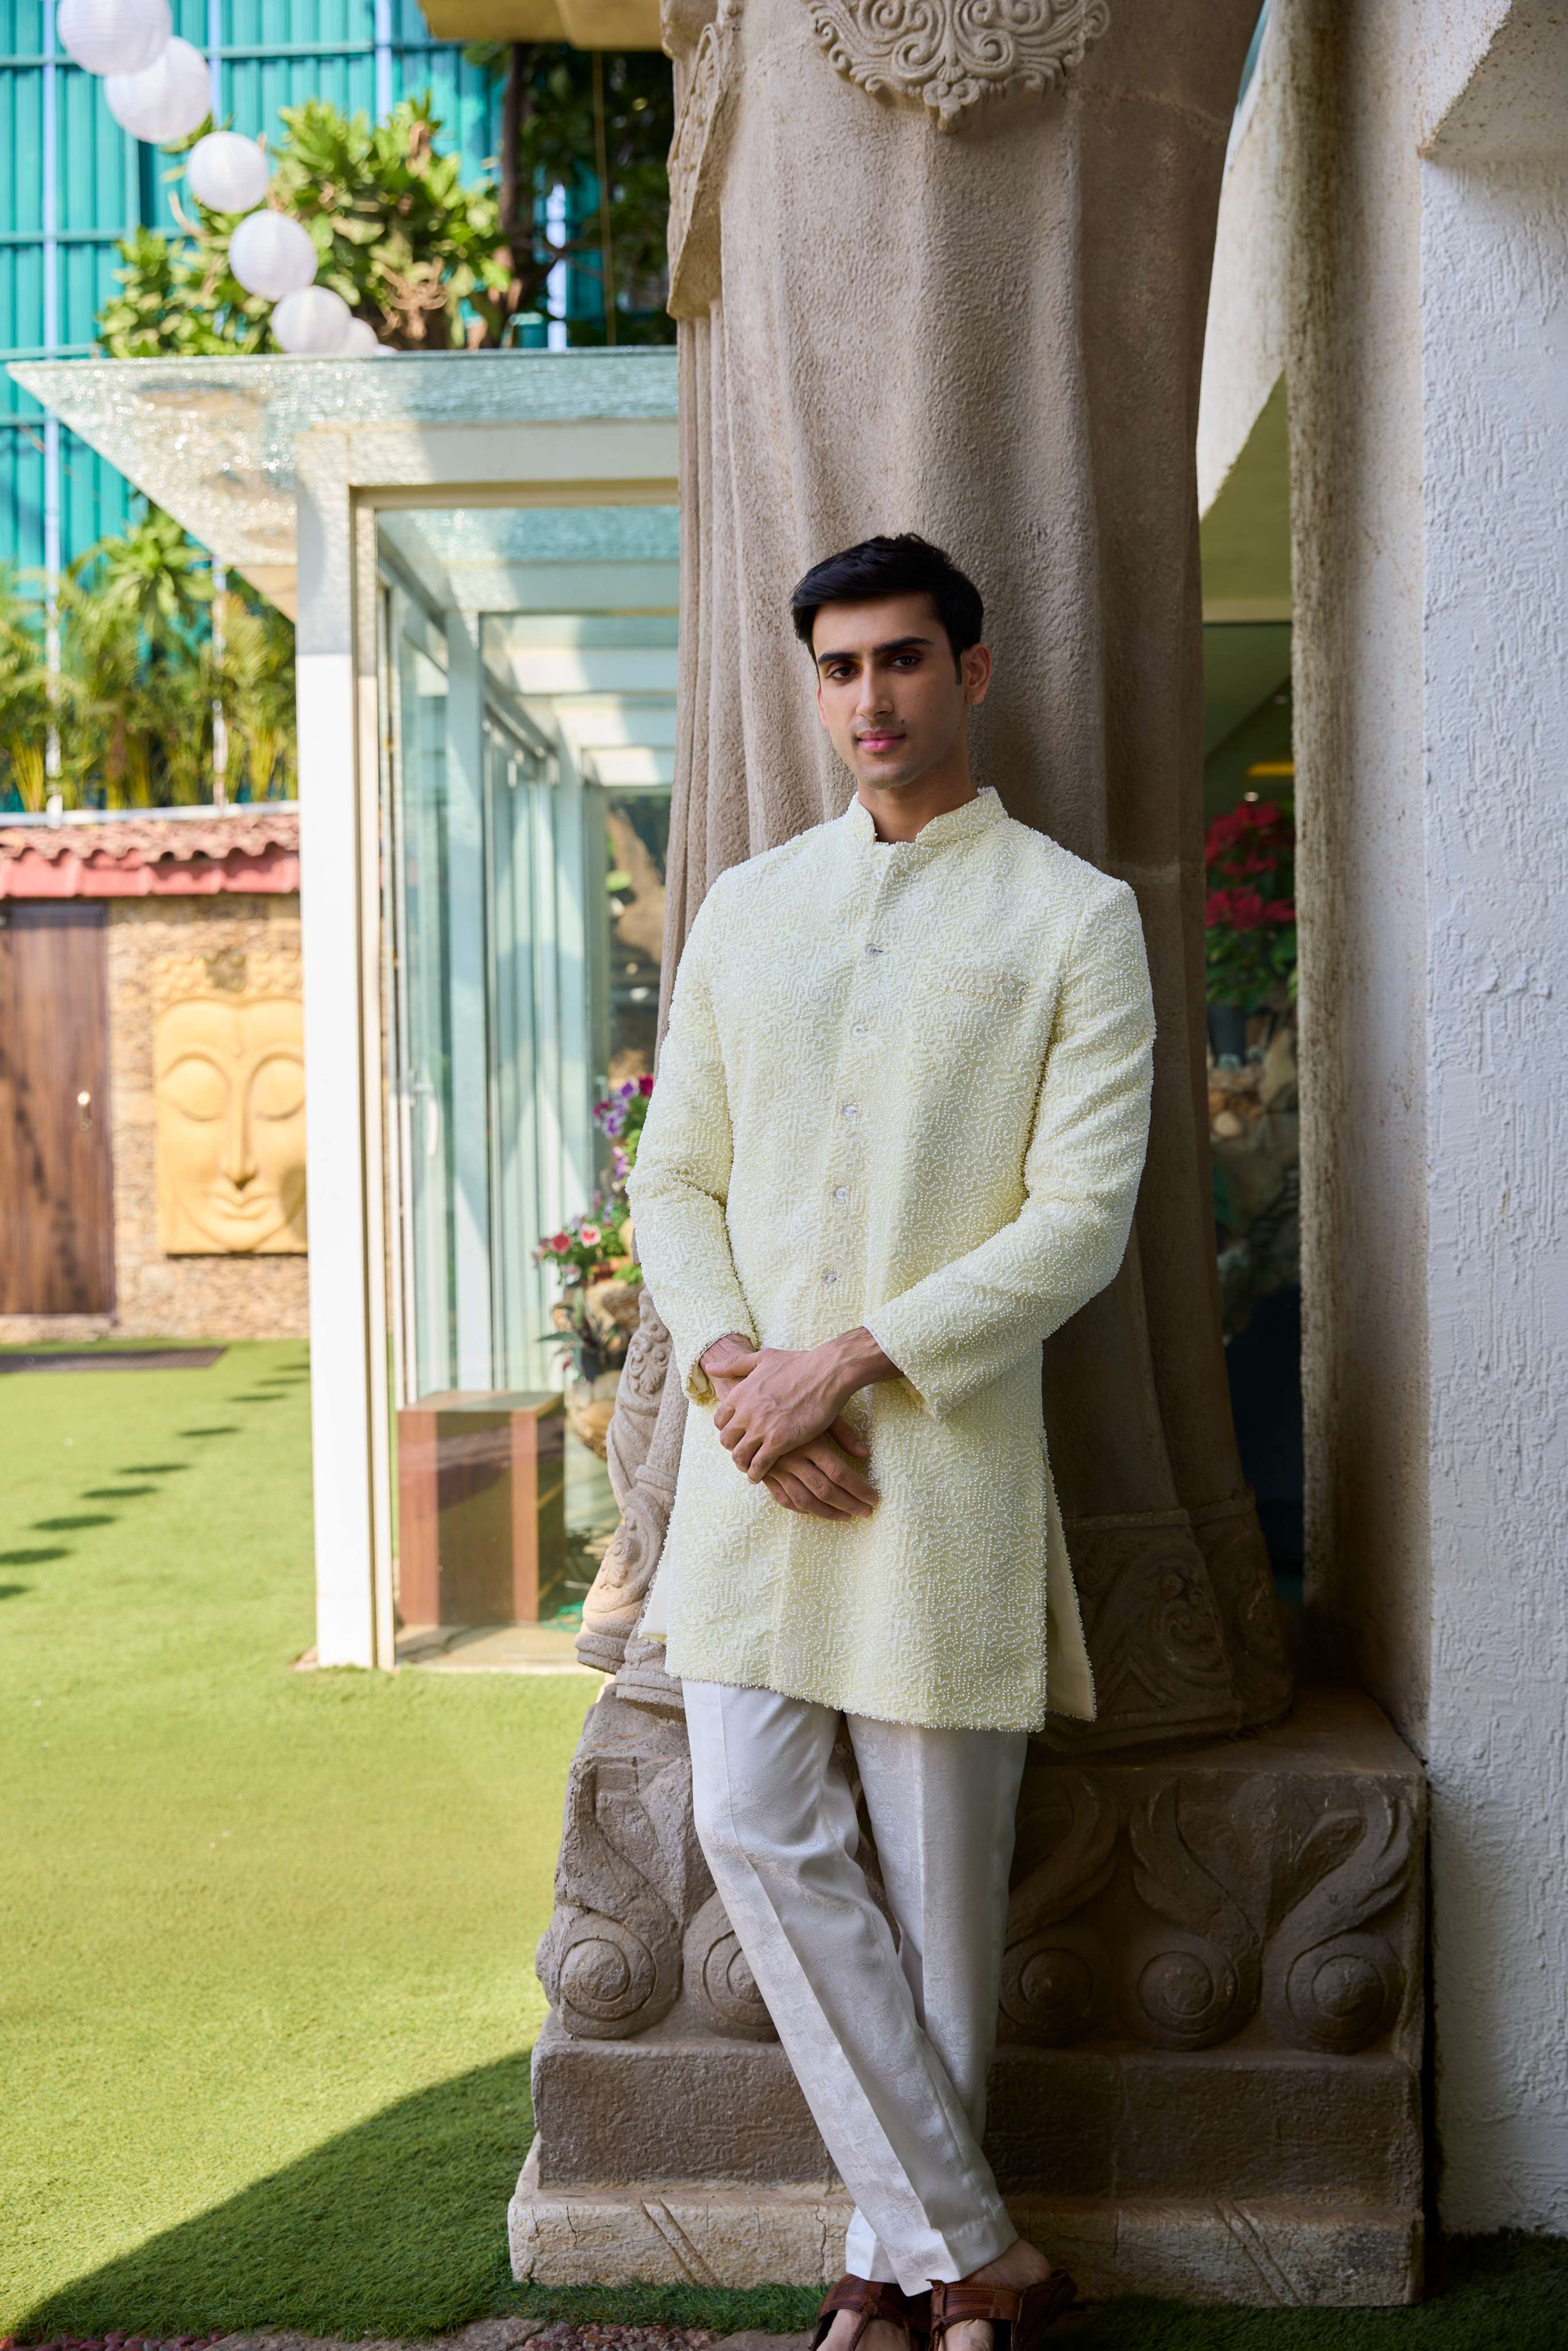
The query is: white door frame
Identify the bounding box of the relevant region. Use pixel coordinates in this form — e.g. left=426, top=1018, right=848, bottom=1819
left=294, top=408, right=678, bottom=1668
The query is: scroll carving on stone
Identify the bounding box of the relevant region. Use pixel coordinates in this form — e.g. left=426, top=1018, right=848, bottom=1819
left=1038, top=1509, right=1238, bottom=1752
left=152, top=947, right=306, bottom=1255
left=991, top=1739, right=1423, bottom=2060
left=999, top=1768, right=1116, bottom=2044
left=1127, top=1779, right=1264, bottom=2050
left=1263, top=1788, right=1412, bottom=2055
left=804, top=0, right=1109, bottom=130
left=536, top=1713, right=707, bottom=2039
left=577, top=1299, right=686, bottom=1678
left=684, top=1887, right=778, bottom=2039
left=667, top=0, right=743, bottom=319
left=606, top=1285, right=672, bottom=1508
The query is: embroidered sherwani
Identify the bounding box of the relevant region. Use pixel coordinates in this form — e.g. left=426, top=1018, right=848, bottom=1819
left=631, top=786, right=1156, bottom=1733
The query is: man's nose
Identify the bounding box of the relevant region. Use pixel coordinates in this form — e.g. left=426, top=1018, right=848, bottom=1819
left=856, top=668, right=893, bottom=716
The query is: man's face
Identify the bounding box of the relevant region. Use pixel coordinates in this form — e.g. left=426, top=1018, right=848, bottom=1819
left=810, top=590, right=991, bottom=793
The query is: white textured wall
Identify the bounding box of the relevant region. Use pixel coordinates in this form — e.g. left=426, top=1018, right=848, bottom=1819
left=1198, top=11, right=1289, bottom=516
left=1202, top=0, right=1568, bottom=2230
left=1420, top=148, right=1568, bottom=2232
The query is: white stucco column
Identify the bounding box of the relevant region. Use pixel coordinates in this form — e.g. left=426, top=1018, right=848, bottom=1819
left=1418, top=24, right=1568, bottom=2231
left=1204, top=0, right=1568, bottom=2233
left=296, top=434, right=395, bottom=1670
left=1268, top=0, right=1568, bottom=2233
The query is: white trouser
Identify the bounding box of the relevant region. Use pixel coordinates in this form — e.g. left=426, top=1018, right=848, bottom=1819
left=684, top=1678, right=1027, bottom=2295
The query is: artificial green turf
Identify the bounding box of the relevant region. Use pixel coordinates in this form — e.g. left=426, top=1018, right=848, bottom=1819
left=2, top=1342, right=589, bottom=2338
left=3, top=1345, right=1565, bottom=2345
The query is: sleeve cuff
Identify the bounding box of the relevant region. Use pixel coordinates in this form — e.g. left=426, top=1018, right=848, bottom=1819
left=679, top=1316, right=759, bottom=1405
left=861, top=1303, right=953, bottom=1419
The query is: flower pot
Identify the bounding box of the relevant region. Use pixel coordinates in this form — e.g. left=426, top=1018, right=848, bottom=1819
left=1208, top=1001, right=1249, bottom=1068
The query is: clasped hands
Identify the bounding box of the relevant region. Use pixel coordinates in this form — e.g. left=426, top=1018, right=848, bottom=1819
left=698, top=1326, right=895, bottom=1523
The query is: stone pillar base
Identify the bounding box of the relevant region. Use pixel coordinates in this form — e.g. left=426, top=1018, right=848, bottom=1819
left=509, top=2143, right=1420, bottom=2306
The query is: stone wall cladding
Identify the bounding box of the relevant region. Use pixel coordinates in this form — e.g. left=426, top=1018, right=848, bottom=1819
left=107, top=895, right=309, bottom=1341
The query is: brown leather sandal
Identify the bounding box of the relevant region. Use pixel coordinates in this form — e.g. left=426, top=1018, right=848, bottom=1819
left=927, top=2271, right=1078, bottom=2351
left=813, top=2275, right=932, bottom=2351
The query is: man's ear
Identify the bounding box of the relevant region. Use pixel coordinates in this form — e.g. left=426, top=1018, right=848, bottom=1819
left=962, top=643, right=993, bottom=707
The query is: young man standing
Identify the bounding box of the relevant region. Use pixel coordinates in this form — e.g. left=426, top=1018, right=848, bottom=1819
left=628, top=536, right=1156, bottom=2351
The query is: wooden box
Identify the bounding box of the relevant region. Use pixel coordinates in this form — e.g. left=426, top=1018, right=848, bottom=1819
left=397, top=1390, right=566, bottom=1628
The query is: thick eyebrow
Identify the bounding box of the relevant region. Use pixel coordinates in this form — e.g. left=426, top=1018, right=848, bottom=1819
left=814, top=634, right=937, bottom=670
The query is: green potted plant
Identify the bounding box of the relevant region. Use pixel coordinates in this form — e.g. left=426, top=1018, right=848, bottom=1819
left=1204, top=799, right=1297, bottom=1065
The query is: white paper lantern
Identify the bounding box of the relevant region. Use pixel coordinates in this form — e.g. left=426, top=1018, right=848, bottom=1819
left=339, top=317, right=382, bottom=356
left=58, top=0, right=171, bottom=77
left=271, top=285, right=353, bottom=355
left=228, top=210, right=317, bottom=301
left=187, top=130, right=270, bottom=216
left=104, top=36, right=210, bottom=143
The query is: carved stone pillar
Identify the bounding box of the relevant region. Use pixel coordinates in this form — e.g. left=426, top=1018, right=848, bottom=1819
left=519, top=0, right=1426, bottom=2302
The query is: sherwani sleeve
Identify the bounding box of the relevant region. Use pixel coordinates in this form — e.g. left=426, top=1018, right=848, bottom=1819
left=865, top=877, right=1156, bottom=1417
left=626, top=897, right=759, bottom=1406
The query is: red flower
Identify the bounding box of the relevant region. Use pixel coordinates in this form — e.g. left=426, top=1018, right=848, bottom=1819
left=1263, top=899, right=1297, bottom=925
left=1228, top=890, right=1267, bottom=932
left=638, top=1072, right=654, bottom=1096
left=1205, top=889, right=1235, bottom=925
left=549, top=1232, right=570, bottom=1253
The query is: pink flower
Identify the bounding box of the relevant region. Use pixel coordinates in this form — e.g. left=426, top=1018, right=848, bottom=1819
left=579, top=1224, right=601, bottom=1246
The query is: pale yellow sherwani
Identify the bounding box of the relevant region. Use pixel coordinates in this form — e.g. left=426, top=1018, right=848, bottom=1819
left=631, top=786, right=1156, bottom=1733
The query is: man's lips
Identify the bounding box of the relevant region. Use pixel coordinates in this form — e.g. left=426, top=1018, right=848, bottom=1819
left=856, top=731, right=904, bottom=752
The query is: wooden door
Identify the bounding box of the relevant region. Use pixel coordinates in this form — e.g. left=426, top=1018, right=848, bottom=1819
left=0, top=903, right=115, bottom=1314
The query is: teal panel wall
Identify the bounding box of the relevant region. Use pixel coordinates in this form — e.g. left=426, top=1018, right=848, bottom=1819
left=1, top=1, right=503, bottom=581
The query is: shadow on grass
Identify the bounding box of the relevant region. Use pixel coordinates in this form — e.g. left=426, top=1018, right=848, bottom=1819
left=16, top=2051, right=1568, bottom=2351
left=0, top=1546, right=71, bottom=1567
left=18, top=2057, right=537, bottom=2341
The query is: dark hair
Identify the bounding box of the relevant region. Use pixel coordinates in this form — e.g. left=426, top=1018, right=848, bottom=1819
left=790, top=533, right=984, bottom=668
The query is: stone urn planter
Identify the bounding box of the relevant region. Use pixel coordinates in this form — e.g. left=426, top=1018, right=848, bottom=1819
left=560, top=1277, right=643, bottom=1458
left=565, top=1368, right=622, bottom=1458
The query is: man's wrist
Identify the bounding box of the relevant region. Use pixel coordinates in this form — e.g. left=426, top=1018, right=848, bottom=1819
left=821, top=1325, right=897, bottom=1404
left=699, top=1332, right=755, bottom=1380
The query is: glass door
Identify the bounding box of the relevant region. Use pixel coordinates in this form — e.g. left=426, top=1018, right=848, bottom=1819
left=376, top=502, right=678, bottom=1646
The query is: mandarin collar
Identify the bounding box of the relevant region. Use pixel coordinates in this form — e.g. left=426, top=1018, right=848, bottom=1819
left=841, top=785, right=1004, bottom=852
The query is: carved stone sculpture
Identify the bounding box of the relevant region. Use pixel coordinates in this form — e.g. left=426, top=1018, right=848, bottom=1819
left=804, top=0, right=1109, bottom=128
left=589, top=0, right=1289, bottom=1750
left=523, top=1693, right=1426, bottom=2299
left=152, top=946, right=306, bottom=1255
left=520, top=0, right=1425, bottom=2298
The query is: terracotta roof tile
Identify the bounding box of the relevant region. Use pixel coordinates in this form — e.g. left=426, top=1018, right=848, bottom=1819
left=0, top=808, right=298, bottom=864
left=0, top=808, right=300, bottom=899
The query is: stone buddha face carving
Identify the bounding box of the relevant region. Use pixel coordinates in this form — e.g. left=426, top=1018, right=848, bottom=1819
left=154, top=982, right=307, bottom=1255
